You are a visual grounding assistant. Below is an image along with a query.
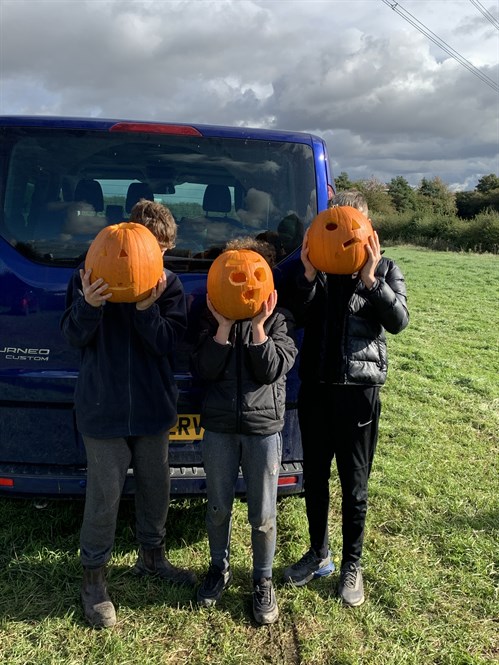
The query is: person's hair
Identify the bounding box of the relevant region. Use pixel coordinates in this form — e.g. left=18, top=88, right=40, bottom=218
left=224, top=236, right=276, bottom=268
left=129, top=199, right=177, bottom=249
left=328, top=190, right=369, bottom=217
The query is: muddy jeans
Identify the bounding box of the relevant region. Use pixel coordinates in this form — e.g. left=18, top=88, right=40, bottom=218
left=201, top=430, right=282, bottom=580
left=80, top=432, right=170, bottom=568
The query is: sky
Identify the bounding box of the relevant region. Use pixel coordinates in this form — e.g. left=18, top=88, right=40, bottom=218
left=0, top=0, right=498, bottom=192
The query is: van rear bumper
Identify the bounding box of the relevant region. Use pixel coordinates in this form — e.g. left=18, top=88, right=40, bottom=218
left=0, top=462, right=303, bottom=498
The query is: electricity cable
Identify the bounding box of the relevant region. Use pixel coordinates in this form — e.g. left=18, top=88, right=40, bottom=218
left=380, top=0, right=499, bottom=92
left=468, top=0, right=499, bottom=31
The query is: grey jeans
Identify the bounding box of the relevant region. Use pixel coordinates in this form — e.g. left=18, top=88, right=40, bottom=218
left=201, top=430, right=282, bottom=580
left=80, top=433, right=170, bottom=568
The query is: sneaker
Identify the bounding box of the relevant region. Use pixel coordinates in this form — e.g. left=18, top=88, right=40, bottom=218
left=338, top=561, right=364, bottom=607
left=253, top=578, right=279, bottom=625
left=197, top=564, right=232, bottom=607
left=282, top=549, right=334, bottom=586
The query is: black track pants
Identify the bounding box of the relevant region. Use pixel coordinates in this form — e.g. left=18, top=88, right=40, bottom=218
left=298, top=383, right=380, bottom=564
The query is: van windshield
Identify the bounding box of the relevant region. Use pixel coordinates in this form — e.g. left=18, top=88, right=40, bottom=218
left=1, top=127, right=317, bottom=269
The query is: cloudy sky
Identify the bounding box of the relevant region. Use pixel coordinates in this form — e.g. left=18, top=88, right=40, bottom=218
left=1, top=0, right=498, bottom=191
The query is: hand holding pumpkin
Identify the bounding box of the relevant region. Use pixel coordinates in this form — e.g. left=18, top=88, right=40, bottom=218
left=252, top=289, right=277, bottom=344
left=135, top=271, right=167, bottom=310
left=207, top=295, right=235, bottom=345
left=360, top=231, right=381, bottom=289
left=301, top=229, right=317, bottom=283
left=79, top=268, right=113, bottom=307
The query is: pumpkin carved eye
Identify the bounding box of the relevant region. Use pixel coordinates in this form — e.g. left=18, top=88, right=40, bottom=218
left=229, top=271, right=247, bottom=284
left=254, top=268, right=267, bottom=282
left=325, top=223, right=338, bottom=231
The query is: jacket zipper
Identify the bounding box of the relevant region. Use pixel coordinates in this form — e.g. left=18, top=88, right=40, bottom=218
left=236, top=321, right=242, bottom=432
left=127, top=323, right=132, bottom=435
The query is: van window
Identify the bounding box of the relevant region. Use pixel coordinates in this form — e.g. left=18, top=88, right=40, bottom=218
left=1, top=127, right=317, bottom=268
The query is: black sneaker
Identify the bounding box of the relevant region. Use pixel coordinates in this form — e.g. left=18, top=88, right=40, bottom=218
left=197, top=564, right=232, bottom=607
left=282, top=548, right=334, bottom=586
left=338, top=561, right=364, bottom=607
left=252, top=578, right=279, bottom=625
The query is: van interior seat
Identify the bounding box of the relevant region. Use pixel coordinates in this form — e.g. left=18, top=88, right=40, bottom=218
left=106, top=204, right=124, bottom=224
left=74, top=179, right=104, bottom=212
left=126, top=182, right=154, bottom=214
left=203, top=184, right=232, bottom=217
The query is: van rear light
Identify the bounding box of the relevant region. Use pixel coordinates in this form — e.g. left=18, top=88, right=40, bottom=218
left=278, top=476, right=298, bottom=486
left=109, top=122, right=202, bottom=136
left=0, top=478, right=14, bottom=487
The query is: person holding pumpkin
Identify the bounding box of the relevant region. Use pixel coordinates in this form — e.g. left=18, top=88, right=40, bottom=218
left=191, top=237, right=297, bottom=625
left=282, top=191, right=409, bottom=607
left=61, top=199, right=196, bottom=629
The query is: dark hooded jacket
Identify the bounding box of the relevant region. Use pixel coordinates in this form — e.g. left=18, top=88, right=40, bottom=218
left=61, top=267, right=187, bottom=438
left=191, top=309, right=297, bottom=435
left=290, top=256, right=409, bottom=386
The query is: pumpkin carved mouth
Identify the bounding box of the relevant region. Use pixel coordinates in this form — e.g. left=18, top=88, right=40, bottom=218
left=243, top=289, right=257, bottom=302
left=343, top=237, right=361, bottom=249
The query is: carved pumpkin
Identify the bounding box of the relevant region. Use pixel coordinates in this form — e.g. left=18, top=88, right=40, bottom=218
left=207, top=249, right=274, bottom=320
left=85, top=222, right=164, bottom=303
left=307, top=206, right=373, bottom=274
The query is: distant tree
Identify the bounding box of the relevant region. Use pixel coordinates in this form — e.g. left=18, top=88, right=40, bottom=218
left=334, top=171, right=354, bottom=191
left=356, top=177, right=395, bottom=215
left=417, top=177, right=456, bottom=216
left=387, top=176, right=417, bottom=212
left=476, top=174, right=499, bottom=194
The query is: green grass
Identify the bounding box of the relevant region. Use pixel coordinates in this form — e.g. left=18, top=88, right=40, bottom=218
left=1, top=246, right=498, bottom=664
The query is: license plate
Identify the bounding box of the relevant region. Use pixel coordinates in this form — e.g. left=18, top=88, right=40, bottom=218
left=169, top=414, right=204, bottom=441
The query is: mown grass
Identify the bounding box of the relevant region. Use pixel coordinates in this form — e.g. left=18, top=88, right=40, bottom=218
left=0, top=246, right=498, bottom=664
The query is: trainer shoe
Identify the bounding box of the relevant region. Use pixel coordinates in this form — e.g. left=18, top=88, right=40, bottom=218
left=338, top=561, right=364, bottom=607
left=282, top=548, right=334, bottom=586
left=197, top=564, right=233, bottom=607
left=253, top=578, right=279, bottom=625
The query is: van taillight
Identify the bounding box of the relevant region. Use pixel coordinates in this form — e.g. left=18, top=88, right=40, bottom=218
left=0, top=478, right=14, bottom=487
left=278, top=476, right=298, bottom=486
left=109, top=122, right=202, bottom=136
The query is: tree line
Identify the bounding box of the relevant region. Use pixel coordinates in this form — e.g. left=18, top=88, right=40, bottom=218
left=334, top=172, right=499, bottom=254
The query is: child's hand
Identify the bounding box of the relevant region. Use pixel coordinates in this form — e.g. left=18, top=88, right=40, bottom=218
left=252, top=290, right=277, bottom=343
left=136, top=271, right=167, bottom=310
left=207, top=295, right=234, bottom=344
left=79, top=269, right=112, bottom=307
left=301, top=229, right=317, bottom=282
left=360, top=231, right=381, bottom=289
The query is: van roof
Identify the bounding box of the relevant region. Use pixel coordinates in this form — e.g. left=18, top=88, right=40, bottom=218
left=0, top=115, right=321, bottom=144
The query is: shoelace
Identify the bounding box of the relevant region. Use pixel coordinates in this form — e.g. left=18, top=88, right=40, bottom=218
left=255, top=581, right=272, bottom=606
left=341, top=564, right=358, bottom=588
left=293, top=549, right=319, bottom=569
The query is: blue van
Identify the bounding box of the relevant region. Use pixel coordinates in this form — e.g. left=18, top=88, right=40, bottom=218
left=0, top=116, right=334, bottom=498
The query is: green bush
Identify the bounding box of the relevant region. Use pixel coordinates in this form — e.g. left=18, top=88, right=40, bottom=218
left=374, top=209, right=499, bottom=253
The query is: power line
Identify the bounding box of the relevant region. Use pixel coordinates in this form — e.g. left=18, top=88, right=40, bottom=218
left=468, top=0, right=499, bottom=31
left=380, top=0, right=499, bottom=93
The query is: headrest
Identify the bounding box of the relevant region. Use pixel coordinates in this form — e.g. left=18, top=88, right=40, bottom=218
left=126, top=182, right=154, bottom=213
left=203, top=184, right=232, bottom=214
left=74, top=179, right=104, bottom=212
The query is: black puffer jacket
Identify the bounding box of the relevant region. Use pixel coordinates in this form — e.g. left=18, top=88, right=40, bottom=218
left=191, top=309, right=297, bottom=435
left=61, top=268, right=187, bottom=438
left=292, top=257, right=409, bottom=386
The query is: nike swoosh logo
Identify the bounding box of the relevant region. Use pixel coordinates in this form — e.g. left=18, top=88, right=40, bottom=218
left=358, top=419, right=373, bottom=428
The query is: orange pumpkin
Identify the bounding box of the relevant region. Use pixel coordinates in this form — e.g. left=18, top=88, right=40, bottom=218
left=307, top=206, right=373, bottom=274
left=207, top=249, right=274, bottom=320
left=85, top=222, right=164, bottom=303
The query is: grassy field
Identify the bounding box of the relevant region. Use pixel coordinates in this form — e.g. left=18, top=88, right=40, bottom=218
left=0, top=246, right=498, bottom=665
